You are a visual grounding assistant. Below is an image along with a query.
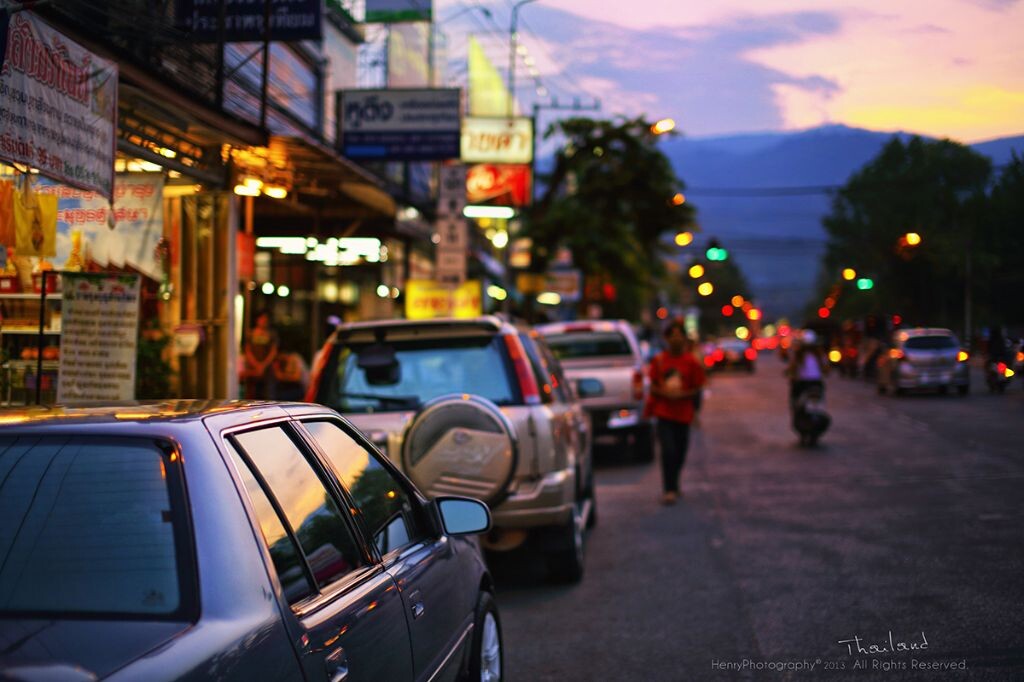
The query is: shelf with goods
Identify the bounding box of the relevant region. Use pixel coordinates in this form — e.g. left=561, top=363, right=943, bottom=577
left=0, top=281, right=64, bottom=406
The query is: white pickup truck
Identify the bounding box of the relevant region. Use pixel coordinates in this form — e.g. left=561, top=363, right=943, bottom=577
left=536, top=319, right=655, bottom=461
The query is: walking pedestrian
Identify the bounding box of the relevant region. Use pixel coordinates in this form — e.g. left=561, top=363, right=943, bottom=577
left=648, top=318, right=706, bottom=505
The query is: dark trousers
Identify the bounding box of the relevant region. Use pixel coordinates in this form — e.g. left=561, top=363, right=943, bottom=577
left=656, top=419, right=691, bottom=493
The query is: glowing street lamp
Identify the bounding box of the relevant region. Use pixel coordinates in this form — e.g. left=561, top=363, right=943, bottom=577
left=697, top=282, right=714, bottom=296
left=688, top=263, right=705, bottom=279
left=671, top=193, right=686, bottom=205
left=651, top=118, right=676, bottom=135
left=731, top=295, right=744, bottom=307
left=842, top=268, right=856, bottom=281
left=675, top=231, right=693, bottom=247
left=905, top=232, right=922, bottom=246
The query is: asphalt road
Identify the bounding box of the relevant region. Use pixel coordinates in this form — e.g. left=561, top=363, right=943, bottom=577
left=490, top=357, right=1024, bottom=681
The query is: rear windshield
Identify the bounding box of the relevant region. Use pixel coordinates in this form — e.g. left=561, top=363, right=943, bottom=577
left=544, top=332, right=632, bottom=359
left=905, top=336, right=957, bottom=350
left=318, top=335, right=518, bottom=413
left=0, top=436, right=191, bottom=619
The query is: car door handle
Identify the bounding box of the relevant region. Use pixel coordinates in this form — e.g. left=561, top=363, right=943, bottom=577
left=409, top=589, right=425, bottom=619
left=326, top=647, right=349, bottom=682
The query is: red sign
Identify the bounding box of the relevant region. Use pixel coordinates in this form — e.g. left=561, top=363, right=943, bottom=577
left=466, top=164, right=532, bottom=207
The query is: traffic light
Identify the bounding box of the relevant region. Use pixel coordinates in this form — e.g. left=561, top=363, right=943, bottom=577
left=856, top=278, right=874, bottom=290
left=705, top=239, right=728, bottom=261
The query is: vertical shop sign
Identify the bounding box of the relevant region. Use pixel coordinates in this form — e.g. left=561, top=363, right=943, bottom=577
left=57, top=273, right=142, bottom=402
left=436, top=164, right=467, bottom=285
left=0, top=13, right=117, bottom=199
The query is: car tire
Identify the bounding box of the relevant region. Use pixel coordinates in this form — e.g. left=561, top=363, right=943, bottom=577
left=546, top=506, right=585, bottom=584
left=582, top=466, right=597, bottom=529
left=465, top=592, right=503, bottom=682
left=632, top=424, right=655, bottom=462
left=957, top=385, right=969, bottom=396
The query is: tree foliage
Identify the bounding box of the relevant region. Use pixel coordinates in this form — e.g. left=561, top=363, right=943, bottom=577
left=525, top=116, right=696, bottom=318
left=818, top=136, right=995, bottom=330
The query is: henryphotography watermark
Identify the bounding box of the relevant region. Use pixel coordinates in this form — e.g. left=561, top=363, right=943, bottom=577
left=711, top=631, right=969, bottom=674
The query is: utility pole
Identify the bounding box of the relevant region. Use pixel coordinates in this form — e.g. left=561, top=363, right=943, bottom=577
left=507, top=0, right=539, bottom=119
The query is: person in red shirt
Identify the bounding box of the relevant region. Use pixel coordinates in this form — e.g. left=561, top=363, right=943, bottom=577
left=648, top=318, right=706, bottom=505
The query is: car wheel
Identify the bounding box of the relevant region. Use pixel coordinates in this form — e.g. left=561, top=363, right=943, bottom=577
left=938, top=385, right=949, bottom=395
left=582, top=466, right=597, bottom=529
left=957, top=385, right=969, bottom=396
left=632, top=424, right=655, bottom=462
left=465, top=592, right=503, bottom=682
left=547, top=506, right=585, bottom=584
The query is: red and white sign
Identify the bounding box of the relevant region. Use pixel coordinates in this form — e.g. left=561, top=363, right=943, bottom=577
left=0, top=13, right=118, bottom=198
left=467, top=163, right=532, bottom=207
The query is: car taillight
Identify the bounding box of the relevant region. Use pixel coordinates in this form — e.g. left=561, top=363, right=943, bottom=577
left=504, top=335, right=541, bottom=405
left=957, top=351, right=969, bottom=362
left=889, top=349, right=904, bottom=360
left=632, top=369, right=644, bottom=401
left=714, top=349, right=725, bottom=362
left=565, top=324, right=594, bottom=333
left=704, top=356, right=714, bottom=368
left=1017, top=351, right=1024, bottom=363
left=744, top=348, right=757, bottom=361
left=1006, top=368, right=1016, bottom=378
left=997, top=362, right=1007, bottom=374
left=305, top=340, right=334, bottom=402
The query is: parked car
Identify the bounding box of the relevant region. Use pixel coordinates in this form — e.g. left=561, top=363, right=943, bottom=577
left=307, top=316, right=594, bottom=583
left=877, top=328, right=970, bottom=395
left=707, top=338, right=757, bottom=373
left=0, top=401, right=501, bottom=682
left=536, top=319, right=654, bottom=461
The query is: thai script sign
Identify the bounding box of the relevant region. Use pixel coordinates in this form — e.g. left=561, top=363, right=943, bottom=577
left=338, top=88, right=461, bottom=161
left=461, top=117, right=533, bottom=164
left=37, top=174, right=164, bottom=280
left=406, top=279, right=481, bottom=320
left=0, top=13, right=117, bottom=199
left=58, top=273, right=142, bottom=403
left=176, top=0, right=323, bottom=42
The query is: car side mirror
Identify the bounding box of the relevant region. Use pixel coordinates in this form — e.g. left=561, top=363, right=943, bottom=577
left=357, top=344, right=400, bottom=385
left=436, top=497, right=491, bottom=535
left=576, top=378, right=604, bottom=398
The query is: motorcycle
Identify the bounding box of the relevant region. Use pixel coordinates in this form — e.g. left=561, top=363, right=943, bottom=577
left=792, top=382, right=830, bottom=447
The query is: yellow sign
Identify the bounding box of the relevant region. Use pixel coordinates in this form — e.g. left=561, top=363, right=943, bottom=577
left=406, top=280, right=482, bottom=319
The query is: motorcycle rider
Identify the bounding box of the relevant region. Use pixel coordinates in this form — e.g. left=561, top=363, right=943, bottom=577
left=786, top=329, right=829, bottom=408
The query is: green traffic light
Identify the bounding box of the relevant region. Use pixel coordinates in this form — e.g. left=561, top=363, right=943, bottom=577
left=856, top=278, right=874, bottom=290
left=706, top=247, right=728, bottom=261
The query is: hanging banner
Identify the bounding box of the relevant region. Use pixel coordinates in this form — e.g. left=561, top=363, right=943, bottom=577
left=366, top=0, right=432, bottom=23
left=0, top=13, right=117, bottom=199
left=36, top=174, right=165, bottom=280
left=57, top=273, right=142, bottom=403
left=406, top=279, right=481, bottom=319
left=467, top=164, right=532, bottom=207
left=176, top=0, right=323, bottom=42
left=337, top=88, right=461, bottom=161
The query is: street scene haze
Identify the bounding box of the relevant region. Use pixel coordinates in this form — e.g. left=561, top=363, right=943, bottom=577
left=0, top=1, right=1022, bottom=681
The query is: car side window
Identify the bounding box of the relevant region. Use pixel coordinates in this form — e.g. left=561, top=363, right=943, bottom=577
left=536, top=339, right=574, bottom=403
left=302, top=420, right=425, bottom=557
left=232, top=427, right=366, bottom=593
left=226, top=442, right=315, bottom=606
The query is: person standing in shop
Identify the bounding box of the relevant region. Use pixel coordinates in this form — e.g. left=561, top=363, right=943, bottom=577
left=648, top=318, right=706, bottom=505
left=243, top=310, right=279, bottom=399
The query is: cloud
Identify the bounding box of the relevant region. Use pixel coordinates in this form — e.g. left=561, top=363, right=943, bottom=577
left=964, top=0, right=1020, bottom=10
left=517, top=6, right=845, bottom=136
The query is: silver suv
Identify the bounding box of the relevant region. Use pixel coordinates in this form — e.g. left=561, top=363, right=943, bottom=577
left=877, top=327, right=970, bottom=395
left=307, top=316, right=594, bottom=582
left=536, top=319, right=654, bottom=461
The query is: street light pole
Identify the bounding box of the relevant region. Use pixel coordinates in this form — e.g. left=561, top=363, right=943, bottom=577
left=507, top=0, right=539, bottom=119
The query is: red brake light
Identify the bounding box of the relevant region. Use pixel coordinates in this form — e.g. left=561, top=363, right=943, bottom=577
left=744, top=348, right=757, bottom=361
left=704, top=356, right=714, bottom=367
left=714, top=349, right=725, bottom=361
left=997, top=362, right=1007, bottom=373
left=632, top=369, right=644, bottom=401
left=889, top=349, right=904, bottom=360
left=504, top=335, right=541, bottom=405
left=565, top=324, right=594, bottom=333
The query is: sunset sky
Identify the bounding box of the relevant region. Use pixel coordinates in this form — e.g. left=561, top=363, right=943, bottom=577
left=438, top=0, right=1024, bottom=142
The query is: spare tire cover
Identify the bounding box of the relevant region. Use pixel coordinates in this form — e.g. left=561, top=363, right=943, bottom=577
left=401, top=394, right=518, bottom=506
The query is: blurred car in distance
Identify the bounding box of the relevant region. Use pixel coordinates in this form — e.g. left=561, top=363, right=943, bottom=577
left=877, top=327, right=970, bottom=396
left=536, top=319, right=654, bottom=462
left=707, top=338, right=757, bottom=373
left=308, top=316, right=594, bottom=583
left=0, top=401, right=500, bottom=682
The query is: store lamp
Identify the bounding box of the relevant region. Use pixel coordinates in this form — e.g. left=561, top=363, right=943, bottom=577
left=234, top=184, right=260, bottom=197
left=464, top=205, right=515, bottom=219
left=264, top=186, right=288, bottom=199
